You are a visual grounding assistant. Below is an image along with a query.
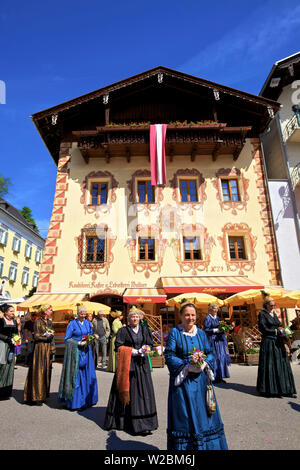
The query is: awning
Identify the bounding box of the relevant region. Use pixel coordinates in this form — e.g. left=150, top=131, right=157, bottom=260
left=123, top=288, right=167, bottom=304
left=17, top=293, right=87, bottom=311
left=161, top=276, right=265, bottom=294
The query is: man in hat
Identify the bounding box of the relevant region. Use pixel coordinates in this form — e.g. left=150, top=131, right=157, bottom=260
left=92, top=310, right=110, bottom=368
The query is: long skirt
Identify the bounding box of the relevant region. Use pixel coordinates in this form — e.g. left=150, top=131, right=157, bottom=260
left=167, top=372, right=228, bottom=450
left=104, top=359, right=158, bottom=434
left=256, top=336, right=296, bottom=397
left=107, top=336, right=117, bottom=373
left=24, top=342, right=52, bottom=403
left=210, top=337, right=230, bottom=380
left=64, top=348, right=98, bottom=410
left=0, top=343, right=15, bottom=399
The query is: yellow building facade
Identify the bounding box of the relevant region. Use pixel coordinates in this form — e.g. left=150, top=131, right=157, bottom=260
left=25, top=67, right=282, bottom=326
left=0, top=198, right=45, bottom=301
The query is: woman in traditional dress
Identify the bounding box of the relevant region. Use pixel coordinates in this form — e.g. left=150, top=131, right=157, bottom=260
left=256, top=295, right=297, bottom=398
left=24, top=305, right=56, bottom=405
left=104, top=306, right=158, bottom=435
left=107, top=310, right=123, bottom=373
left=165, top=302, right=228, bottom=450
left=0, top=304, right=18, bottom=399
left=203, top=304, right=230, bottom=383
left=58, top=307, right=98, bottom=410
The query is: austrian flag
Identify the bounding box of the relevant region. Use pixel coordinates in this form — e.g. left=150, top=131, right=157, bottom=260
left=150, top=124, right=167, bottom=185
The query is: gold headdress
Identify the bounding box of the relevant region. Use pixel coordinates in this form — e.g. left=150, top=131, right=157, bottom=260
left=260, top=290, right=274, bottom=304
left=110, top=310, right=123, bottom=319
left=179, top=298, right=196, bottom=309
left=128, top=305, right=145, bottom=318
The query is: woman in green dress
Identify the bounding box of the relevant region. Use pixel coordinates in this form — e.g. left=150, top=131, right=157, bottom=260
left=107, top=311, right=123, bottom=372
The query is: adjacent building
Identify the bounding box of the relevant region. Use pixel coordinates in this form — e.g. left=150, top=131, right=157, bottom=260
left=260, top=52, right=300, bottom=291
left=0, top=198, right=45, bottom=302
left=21, top=66, right=282, bottom=327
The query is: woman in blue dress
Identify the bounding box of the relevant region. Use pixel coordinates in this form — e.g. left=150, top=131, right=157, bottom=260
left=165, top=301, right=228, bottom=450
left=203, top=304, right=230, bottom=383
left=58, top=308, right=98, bottom=410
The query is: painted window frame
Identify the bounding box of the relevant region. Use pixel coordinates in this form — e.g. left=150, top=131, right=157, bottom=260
left=221, top=178, right=241, bottom=202
left=138, top=237, right=156, bottom=261
left=183, top=236, right=203, bottom=261
left=178, top=178, right=199, bottom=203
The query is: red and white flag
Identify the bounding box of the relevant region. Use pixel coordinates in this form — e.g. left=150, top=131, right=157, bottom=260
left=150, top=124, right=167, bottom=185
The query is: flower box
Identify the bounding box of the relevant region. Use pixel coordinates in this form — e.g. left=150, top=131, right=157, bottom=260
left=151, top=355, right=165, bottom=368
left=245, top=353, right=259, bottom=365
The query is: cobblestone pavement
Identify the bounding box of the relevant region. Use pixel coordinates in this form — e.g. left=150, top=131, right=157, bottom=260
left=0, top=362, right=299, bottom=450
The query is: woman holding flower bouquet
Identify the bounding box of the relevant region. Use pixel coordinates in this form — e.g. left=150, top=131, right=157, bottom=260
left=165, top=302, right=228, bottom=450
left=0, top=304, right=18, bottom=399
left=24, top=305, right=56, bottom=405
left=203, top=304, right=231, bottom=383
left=58, top=307, right=98, bottom=410
left=256, top=295, right=297, bottom=398
left=104, top=306, right=158, bottom=435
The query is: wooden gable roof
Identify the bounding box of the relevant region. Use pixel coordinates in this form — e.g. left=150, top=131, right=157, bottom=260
left=31, top=66, right=280, bottom=164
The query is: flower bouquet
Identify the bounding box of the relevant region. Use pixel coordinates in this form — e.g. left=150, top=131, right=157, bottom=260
left=12, top=334, right=21, bottom=346
left=140, top=345, right=151, bottom=355
left=283, top=327, right=293, bottom=338
left=45, top=327, right=55, bottom=334
left=218, top=321, right=233, bottom=333
left=81, top=334, right=95, bottom=347
left=189, top=346, right=207, bottom=367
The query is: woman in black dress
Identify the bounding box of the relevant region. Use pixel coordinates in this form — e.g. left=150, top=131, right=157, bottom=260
left=104, top=307, right=158, bottom=435
left=256, top=295, right=297, bottom=398
left=0, top=304, right=18, bottom=399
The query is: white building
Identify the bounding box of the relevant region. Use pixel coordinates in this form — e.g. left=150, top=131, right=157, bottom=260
left=260, top=52, right=300, bottom=291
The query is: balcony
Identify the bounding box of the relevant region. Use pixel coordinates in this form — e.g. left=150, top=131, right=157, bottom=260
left=283, top=113, right=300, bottom=142
left=291, top=162, right=300, bottom=190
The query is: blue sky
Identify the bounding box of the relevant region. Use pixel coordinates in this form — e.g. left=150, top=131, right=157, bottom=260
left=1, top=0, right=300, bottom=238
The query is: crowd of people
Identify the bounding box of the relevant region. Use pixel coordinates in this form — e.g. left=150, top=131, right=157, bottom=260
left=0, top=296, right=298, bottom=450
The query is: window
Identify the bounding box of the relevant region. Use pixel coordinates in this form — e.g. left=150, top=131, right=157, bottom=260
left=12, top=235, right=21, bottom=252
left=0, top=257, right=3, bottom=278
left=32, top=271, right=39, bottom=288
left=25, top=243, right=32, bottom=258
left=22, top=268, right=29, bottom=285
left=179, top=179, right=198, bottom=202
left=90, top=182, right=108, bottom=205
left=221, top=179, right=240, bottom=202
left=85, top=236, right=106, bottom=263
left=228, top=236, right=246, bottom=260
left=35, top=249, right=42, bottom=263
left=8, top=262, right=17, bottom=281
left=183, top=237, right=202, bottom=260
left=0, top=226, right=8, bottom=245
left=137, top=180, right=155, bottom=203
left=138, top=237, right=155, bottom=261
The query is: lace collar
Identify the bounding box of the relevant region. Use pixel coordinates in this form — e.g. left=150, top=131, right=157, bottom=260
left=177, top=324, right=197, bottom=337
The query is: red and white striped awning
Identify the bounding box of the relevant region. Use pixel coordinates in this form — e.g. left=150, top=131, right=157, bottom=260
left=161, top=276, right=265, bottom=294
left=17, top=293, right=87, bottom=311
left=123, top=288, right=167, bottom=304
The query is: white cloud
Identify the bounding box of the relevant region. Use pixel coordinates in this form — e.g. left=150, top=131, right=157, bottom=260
left=179, top=3, right=300, bottom=89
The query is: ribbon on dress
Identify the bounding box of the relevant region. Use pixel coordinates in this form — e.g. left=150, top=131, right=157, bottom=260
left=150, top=124, right=167, bottom=185
left=116, top=345, right=133, bottom=405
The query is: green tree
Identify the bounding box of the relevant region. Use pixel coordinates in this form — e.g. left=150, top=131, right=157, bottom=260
left=19, top=206, right=39, bottom=233
left=0, top=174, right=11, bottom=198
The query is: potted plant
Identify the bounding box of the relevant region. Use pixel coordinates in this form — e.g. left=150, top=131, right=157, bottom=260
left=149, top=350, right=165, bottom=368
left=245, top=347, right=260, bottom=365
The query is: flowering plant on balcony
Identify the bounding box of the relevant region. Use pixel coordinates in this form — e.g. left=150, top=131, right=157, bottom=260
left=105, top=120, right=219, bottom=128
